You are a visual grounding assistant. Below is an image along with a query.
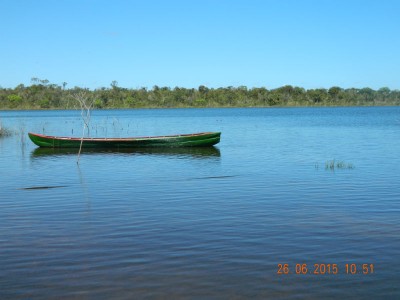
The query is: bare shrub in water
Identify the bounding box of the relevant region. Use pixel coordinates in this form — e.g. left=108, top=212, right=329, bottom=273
left=71, top=90, right=94, bottom=164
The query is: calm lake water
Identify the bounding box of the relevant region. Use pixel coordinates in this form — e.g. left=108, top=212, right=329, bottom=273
left=1, top=107, right=399, bottom=299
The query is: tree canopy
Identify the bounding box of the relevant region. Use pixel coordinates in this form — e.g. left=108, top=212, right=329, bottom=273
left=0, top=78, right=399, bottom=110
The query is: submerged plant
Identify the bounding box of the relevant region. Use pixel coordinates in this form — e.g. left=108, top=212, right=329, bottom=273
left=0, top=122, right=12, bottom=137
left=325, top=160, right=355, bottom=170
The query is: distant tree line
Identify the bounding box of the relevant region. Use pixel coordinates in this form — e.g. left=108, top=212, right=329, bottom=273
left=0, top=78, right=399, bottom=110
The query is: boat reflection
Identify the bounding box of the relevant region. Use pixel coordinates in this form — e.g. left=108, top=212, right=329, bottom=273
left=31, top=146, right=221, bottom=159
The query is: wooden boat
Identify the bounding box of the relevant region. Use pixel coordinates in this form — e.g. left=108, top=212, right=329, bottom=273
left=28, top=132, right=221, bottom=148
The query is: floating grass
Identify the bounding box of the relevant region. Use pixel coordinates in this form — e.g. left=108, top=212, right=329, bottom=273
left=325, top=160, right=355, bottom=170
left=0, top=123, right=13, bottom=137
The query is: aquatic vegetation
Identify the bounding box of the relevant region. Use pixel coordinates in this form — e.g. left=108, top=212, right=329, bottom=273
left=0, top=122, right=12, bottom=137
left=325, top=160, right=355, bottom=170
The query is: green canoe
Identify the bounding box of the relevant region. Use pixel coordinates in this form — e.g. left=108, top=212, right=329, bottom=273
left=28, top=132, right=221, bottom=148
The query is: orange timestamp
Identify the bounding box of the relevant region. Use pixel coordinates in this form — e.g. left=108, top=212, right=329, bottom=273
left=277, top=263, right=374, bottom=275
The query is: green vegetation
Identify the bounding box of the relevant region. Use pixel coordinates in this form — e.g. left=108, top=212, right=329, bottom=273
left=325, top=160, right=355, bottom=170
left=1, top=78, right=399, bottom=110
left=0, top=122, right=12, bottom=137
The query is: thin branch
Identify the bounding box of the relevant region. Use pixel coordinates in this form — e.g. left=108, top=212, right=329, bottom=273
left=71, top=91, right=94, bottom=164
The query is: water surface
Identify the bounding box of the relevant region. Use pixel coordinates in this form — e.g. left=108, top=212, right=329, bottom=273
left=1, top=107, right=399, bottom=299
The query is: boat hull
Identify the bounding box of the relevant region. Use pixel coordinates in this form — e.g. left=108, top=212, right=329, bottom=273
left=28, top=132, right=221, bottom=148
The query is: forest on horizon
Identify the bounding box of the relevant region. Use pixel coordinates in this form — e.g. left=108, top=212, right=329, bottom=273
left=1, top=78, right=399, bottom=110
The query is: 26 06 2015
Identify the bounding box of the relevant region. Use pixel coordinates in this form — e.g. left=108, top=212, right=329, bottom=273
left=277, top=263, right=374, bottom=275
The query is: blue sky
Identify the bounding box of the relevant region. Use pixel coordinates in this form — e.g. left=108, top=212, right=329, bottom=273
left=1, top=0, right=399, bottom=90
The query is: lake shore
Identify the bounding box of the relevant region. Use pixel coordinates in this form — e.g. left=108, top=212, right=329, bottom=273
left=1, top=102, right=399, bottom=111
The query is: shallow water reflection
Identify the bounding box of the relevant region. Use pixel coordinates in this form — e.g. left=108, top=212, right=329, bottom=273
left=31, top=146, right=221, bottom=159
